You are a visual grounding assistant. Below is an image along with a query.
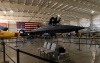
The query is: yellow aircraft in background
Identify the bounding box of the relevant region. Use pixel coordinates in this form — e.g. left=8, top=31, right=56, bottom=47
left=0, top=30, right=20, bottom=39
left=0, top=26, right=20, bottom=39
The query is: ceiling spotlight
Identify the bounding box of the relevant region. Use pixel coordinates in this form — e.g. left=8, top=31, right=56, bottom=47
left=58, top=14, right=60, bottom=17
left=44, top=22, right=46, bottom=24
left=91, top=10, right=94, bottom=13
left=10, top=10, right=13, bottom=13
left=3, top=11, right=6, bottom=14
left=28, top=33, right=30, bottom=35
left=48, top=1, right=52, bottom=4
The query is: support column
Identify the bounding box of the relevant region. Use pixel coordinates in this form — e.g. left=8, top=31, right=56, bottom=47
left=77, top=18, right=80, bottom=26
left=90, top=15, right=93, bottom=30
left=7, top=21, right=9, bottom=31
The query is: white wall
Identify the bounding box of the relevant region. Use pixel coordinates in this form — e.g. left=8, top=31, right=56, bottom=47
left=70, top=21, right=78, bottom=26
left=92, top=14, right=100, bottom=31
left=78, top=15, right=100, bottom=31
left=8, top=21, right=17, bottom=32
left=0, top=20, right=8, bottom=27
left=0, top=20, right=17, bottom=32
left=61, top=20, right=70, bottom=25
left=79, top=18, right=90, bottom=27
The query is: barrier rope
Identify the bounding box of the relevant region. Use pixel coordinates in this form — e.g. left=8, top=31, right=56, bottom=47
left=19, top=50, right=57, bottom=63
left=4, top=44, right=57, bottom=63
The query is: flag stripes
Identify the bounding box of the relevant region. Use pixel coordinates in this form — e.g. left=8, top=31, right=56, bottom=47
left=0, top=23, right=7, bottom=27
left=17, top=22, right=41, bottom=32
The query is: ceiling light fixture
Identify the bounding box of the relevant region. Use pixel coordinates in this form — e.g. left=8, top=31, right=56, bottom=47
left=91, top=10, right=94, bottom=13
left=58, top=14, right=60, bottom=17
left=10, top=10, right=13, bottom=13
left=66, top=6, right=73, bottom=9
left=51, top=2, right=58, bottom=8
left=60, top=5, right=68, bottom=10
left=37, top=0, right=42, bottom=6
left=48, top=1, right=52, bottom=4
left=55, top=3, right=63, bottom=9
left=3, top=11, right=6, bottom=14
left=44, top=22, right=46, bottom=24
left=44, top=1, right=52, bottom=8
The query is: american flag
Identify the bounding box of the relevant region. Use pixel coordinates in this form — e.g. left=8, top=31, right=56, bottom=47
left=17, top=22, right=41, bottom=32
left=0, top=23, right=7, bottom=27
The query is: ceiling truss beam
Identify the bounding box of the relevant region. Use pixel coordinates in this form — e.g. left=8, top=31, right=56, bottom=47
left=0, top=2, right=91, bottom=20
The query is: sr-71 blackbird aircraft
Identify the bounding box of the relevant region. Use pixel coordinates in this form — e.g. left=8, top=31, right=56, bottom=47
left=31, top=25, right=84, bottom=34
left=0, top=19, right=85, bottom=39
left=0, top=24, right=84, bottom=39
left=30, top=16, right=85, bottom=34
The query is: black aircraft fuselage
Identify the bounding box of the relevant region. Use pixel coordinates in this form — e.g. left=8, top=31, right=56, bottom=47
left=31, top=25, right=84, bottom=34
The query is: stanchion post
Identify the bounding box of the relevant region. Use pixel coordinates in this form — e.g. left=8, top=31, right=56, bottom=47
left=77, top=37, right=81, bottom=51
left=1, top=39, right=6, bottom=62
left=79, top=37, right=81, bottom=51
left=15, top=38, right=18, bottom=47
left=1, top=39, right=11, bottom=63
left=2, top=40, right=6, bottom=62
left=16, top=49, right=20, bottom=63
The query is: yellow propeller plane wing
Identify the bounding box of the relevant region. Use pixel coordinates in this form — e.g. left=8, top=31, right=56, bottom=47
left=0, top=26, right=20, bottom=39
